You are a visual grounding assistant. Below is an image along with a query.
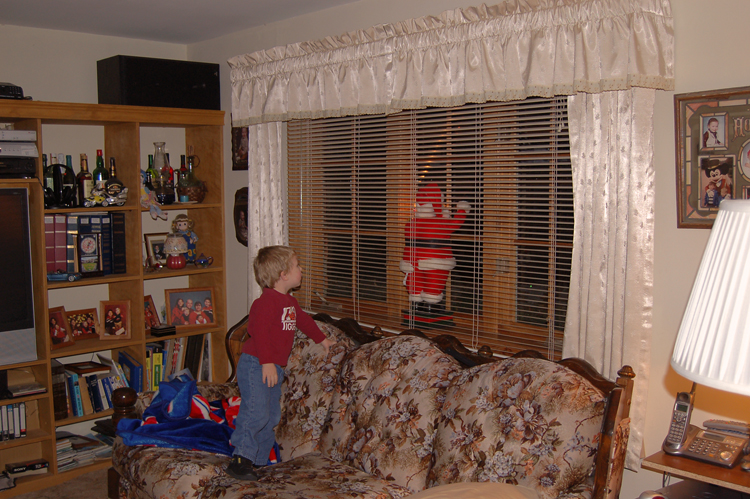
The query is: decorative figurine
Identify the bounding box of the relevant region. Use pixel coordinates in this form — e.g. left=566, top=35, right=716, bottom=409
left=171, top=214, right=198, bottom=263
left=83, top=185, right=128, bottom=207
left=400, top=181, right=470, bottom=328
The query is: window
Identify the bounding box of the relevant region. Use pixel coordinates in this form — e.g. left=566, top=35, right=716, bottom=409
left=288, top=97, right=572, bottom=359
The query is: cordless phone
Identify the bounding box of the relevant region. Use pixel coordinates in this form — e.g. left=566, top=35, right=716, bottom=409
left=663, top=391, right=694, bottom=450
left=662, top=390, right=749, bottom=468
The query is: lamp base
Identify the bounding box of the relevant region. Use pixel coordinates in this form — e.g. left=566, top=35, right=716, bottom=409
left=166, top=254, right=187, bottom=269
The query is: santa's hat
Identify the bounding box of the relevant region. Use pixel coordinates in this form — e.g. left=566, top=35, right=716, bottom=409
left=416, top=183, right=445, bottom=217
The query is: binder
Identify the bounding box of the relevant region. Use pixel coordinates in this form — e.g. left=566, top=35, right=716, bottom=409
left=66, top=213, right=79, bottom=273
left=53, top=214, right=67, bottom=272
left=45, top=214, right=56, bottom=273
left=50, top=359, right=69, bottom=421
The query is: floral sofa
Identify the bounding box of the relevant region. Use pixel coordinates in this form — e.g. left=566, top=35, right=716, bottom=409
left=109, top=316, right=634, bottom=499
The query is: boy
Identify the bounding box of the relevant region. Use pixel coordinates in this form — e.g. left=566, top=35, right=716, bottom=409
left=226, top=245, right=335, bottom=480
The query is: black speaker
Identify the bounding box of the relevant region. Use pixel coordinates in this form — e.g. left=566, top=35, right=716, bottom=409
left=97, top=55, right=220, bottom=110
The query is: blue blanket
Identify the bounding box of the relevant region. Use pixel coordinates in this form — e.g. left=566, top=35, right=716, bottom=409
left=116, top=379, right=235, bottom=456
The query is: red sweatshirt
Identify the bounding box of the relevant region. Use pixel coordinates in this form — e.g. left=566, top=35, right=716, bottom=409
left=242, top=287, right=326, bottom=366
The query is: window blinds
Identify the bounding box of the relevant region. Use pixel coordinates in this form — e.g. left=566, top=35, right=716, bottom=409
left=288, top=96, right=571, bottom=359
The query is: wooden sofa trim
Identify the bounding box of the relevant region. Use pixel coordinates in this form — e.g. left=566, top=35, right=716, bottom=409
left=111, top=314, right=635, bottom=499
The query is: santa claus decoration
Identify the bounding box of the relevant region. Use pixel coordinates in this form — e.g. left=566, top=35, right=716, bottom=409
left=400, top=182, right=470, bottom=325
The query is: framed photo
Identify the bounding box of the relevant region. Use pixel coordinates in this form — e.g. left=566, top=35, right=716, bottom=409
left=234, top=187, right=248, bottom=247
left=144, top=295, right=160, bottom=330
left=65, top=307, right=100, bottom=340
left=144, top=232, right=168, bottom=265
left=674, top=86, right=750, bottom=228
left=165, top=287, right=216, bottom=327
left=231, top=126, right=249, bottom=170
left=49, top=306, right=75, bottom=350
left=100, top=300, right=131, bottom=340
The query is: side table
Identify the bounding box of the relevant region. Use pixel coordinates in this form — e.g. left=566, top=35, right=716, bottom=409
left=642, top=451, right=750, bottom=494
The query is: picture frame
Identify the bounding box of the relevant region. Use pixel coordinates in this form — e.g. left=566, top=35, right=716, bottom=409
left=100, top=300, right=131, bottom=340
left=49, top=306, right=75, bottom=350
left=165, top=287, right=216, bottom=327
left=65, top=307, right=100, bottom=340
left=77, top=232, right=103, bottom=277
left=144, top=232, right=169, bottom=265
left=144, top=295, right=160, bottom=330
left=231, top=126, right=249, bottom=170
left=233, top=187, right=248, bottom=247
left=674, top=86, right=750, bottom=228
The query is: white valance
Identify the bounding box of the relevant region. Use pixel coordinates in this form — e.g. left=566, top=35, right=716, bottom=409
left=228, top=0, right=674, bottom=126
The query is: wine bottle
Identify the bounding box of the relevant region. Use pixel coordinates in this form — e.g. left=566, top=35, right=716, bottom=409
left=92, top=149, right=109, bottom=190
left=105, top=157, right=125, bottom=198
left=63, top=155, right=77, bottom=206
left=77, top=153, right=94, bottom=205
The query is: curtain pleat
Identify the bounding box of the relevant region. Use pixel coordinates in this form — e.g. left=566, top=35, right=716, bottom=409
left=565, top=88, right=655, bottom=470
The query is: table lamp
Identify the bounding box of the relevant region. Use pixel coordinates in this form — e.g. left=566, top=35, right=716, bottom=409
left=163, top=232, right=188, bottom=269
left=671, top=199, right=750, bottom=396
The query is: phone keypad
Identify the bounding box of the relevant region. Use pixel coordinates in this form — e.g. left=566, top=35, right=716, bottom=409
left=667, top=413, right=687, bottom=442
left=684, top=434, right=743, bottom=466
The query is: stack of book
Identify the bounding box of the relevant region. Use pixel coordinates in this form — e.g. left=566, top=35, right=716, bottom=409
left=44, top=211, right=126, bottom=278
left=144, top=334, right=210, bottom=391
left=4, top=458, right=49, bottom=479
left=56, top=432, right=109, bottom=471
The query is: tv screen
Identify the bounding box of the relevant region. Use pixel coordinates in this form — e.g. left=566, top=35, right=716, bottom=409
left=0, top=188, right=37, bottom=365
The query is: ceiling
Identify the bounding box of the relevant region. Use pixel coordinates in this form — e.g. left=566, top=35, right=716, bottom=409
left=0, top=0, right=362, bottom=44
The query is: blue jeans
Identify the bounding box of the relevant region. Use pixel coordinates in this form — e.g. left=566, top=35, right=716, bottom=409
left=231, top=353, right=284, bottom=463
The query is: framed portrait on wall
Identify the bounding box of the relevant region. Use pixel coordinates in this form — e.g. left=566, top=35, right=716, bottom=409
left=674, top=86, right=750, bottom=228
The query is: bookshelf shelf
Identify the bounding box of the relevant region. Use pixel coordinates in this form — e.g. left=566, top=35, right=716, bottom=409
left=0, top=100, right=227, bottom=497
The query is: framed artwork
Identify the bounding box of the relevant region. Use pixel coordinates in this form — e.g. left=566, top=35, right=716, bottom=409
left=77, top=232, right=103, bottom=277
left=100, top=300, right=131, bottom=340
left=65, top=307, right=100, bottom=340
left=231, top=126, right=249, bottom=170
left=49, top=306, right=75, bottom=350
left=234, top=187, right=248, bottom=247
left=144, top=295, right=160, bottom=330
left=144, top=232, right=169, bottom=265
left=165, top=287, right=216, bottom=327
left=674, top=86, right=750, bottom=228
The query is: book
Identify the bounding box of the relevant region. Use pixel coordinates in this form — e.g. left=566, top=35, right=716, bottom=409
left=98, top=374, right=113, bottom=408
left=111, top=212, right=127, bottom=274
left=184, top=334, right=205, bottom=380
left=118, top=351, right=143, bottom=392
left=64, top=371, right=83, bottom=417
left=51, top=359, right=69, bottom=421
left=99, top=213, right=112, bottom=275
left=44, top=214, right=56, bottom=273
left=96, top=353, right=130, bottom=388
left=66, top=213, right=79, bottom=273
left=95, top=376, right=110, bottom=410
left=77, top=375, right=94, bottom=415
left=53, top=214, right=67, bottom=273
left=84, top=374, right=104, bottom=413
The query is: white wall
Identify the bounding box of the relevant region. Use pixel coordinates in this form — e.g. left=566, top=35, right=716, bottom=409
left=6, top=0, right=750, bottom=495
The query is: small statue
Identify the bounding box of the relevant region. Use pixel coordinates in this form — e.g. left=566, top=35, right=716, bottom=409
left=172, top=214, right=198, bottom=263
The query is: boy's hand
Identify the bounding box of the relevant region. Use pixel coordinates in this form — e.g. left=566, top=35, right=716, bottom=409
left=262, top=363, right=278, bottom=387
left=321, top=338, right=335, bottom=356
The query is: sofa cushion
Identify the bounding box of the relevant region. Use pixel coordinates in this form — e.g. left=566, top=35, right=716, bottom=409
left=428, top=358, right=606, bottom=499
left=114, top=444, right=412, bottom=499
left=320, top=335, right=461, bottom=493
left=276, top=320, right=358, bottom=460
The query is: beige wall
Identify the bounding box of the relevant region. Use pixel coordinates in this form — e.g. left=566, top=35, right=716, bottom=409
left=5, top=0, right=750, bottom=495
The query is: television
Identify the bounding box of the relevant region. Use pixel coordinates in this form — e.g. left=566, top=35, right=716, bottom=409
left=0, top=188, right=37, bottom=366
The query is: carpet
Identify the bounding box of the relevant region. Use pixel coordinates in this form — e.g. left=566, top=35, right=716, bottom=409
left=12, top=467, right=109, bottom=499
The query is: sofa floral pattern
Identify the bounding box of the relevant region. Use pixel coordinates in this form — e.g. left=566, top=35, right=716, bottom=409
left=113, top=321, right=612, bottom=499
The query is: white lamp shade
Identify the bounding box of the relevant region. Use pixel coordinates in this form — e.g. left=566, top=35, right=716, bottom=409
left=672, top=199, right=750, bottom=396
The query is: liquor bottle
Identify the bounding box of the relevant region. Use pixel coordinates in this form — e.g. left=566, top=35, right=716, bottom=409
left=105, top=157, right=125, bottom=198
left=42, top=154, right=53, bottom=191
left=146, top=154, right=160, bottom=185
left=63, top=155, right=77, bottom=206
left=77, top=153, right=94, bottom=205
left=92, top=149, right=109, bottom=190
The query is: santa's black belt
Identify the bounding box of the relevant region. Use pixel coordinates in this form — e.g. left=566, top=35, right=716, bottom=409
left=404, top=239, right=450, bottom=249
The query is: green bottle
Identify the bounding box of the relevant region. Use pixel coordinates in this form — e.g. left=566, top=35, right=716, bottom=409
left=92, top=149, right=109, bottom=190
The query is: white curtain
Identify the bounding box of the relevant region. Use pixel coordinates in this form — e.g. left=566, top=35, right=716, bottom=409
left=564, top=88, right=655, bottom=469
left=230, top=0, right=673, bottom=469
left=246, top=121, right=286, bottom=306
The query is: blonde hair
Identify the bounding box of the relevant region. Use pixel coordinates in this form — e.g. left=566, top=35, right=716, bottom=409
left=253, top=245, right=297, bottom=289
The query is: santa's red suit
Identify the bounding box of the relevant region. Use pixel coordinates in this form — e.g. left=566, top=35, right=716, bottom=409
left=400, top=183, right=470, bottom=304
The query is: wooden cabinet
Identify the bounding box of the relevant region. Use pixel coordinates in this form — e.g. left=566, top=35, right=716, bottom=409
left=0, top=100, right=226, bottom=496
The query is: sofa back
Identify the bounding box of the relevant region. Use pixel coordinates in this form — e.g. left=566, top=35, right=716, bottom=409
left=318, top=335, right=461, bottom=493
left=428, top=357, right=607, bottom=499
left=276, top=321, right=359, bottom=460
